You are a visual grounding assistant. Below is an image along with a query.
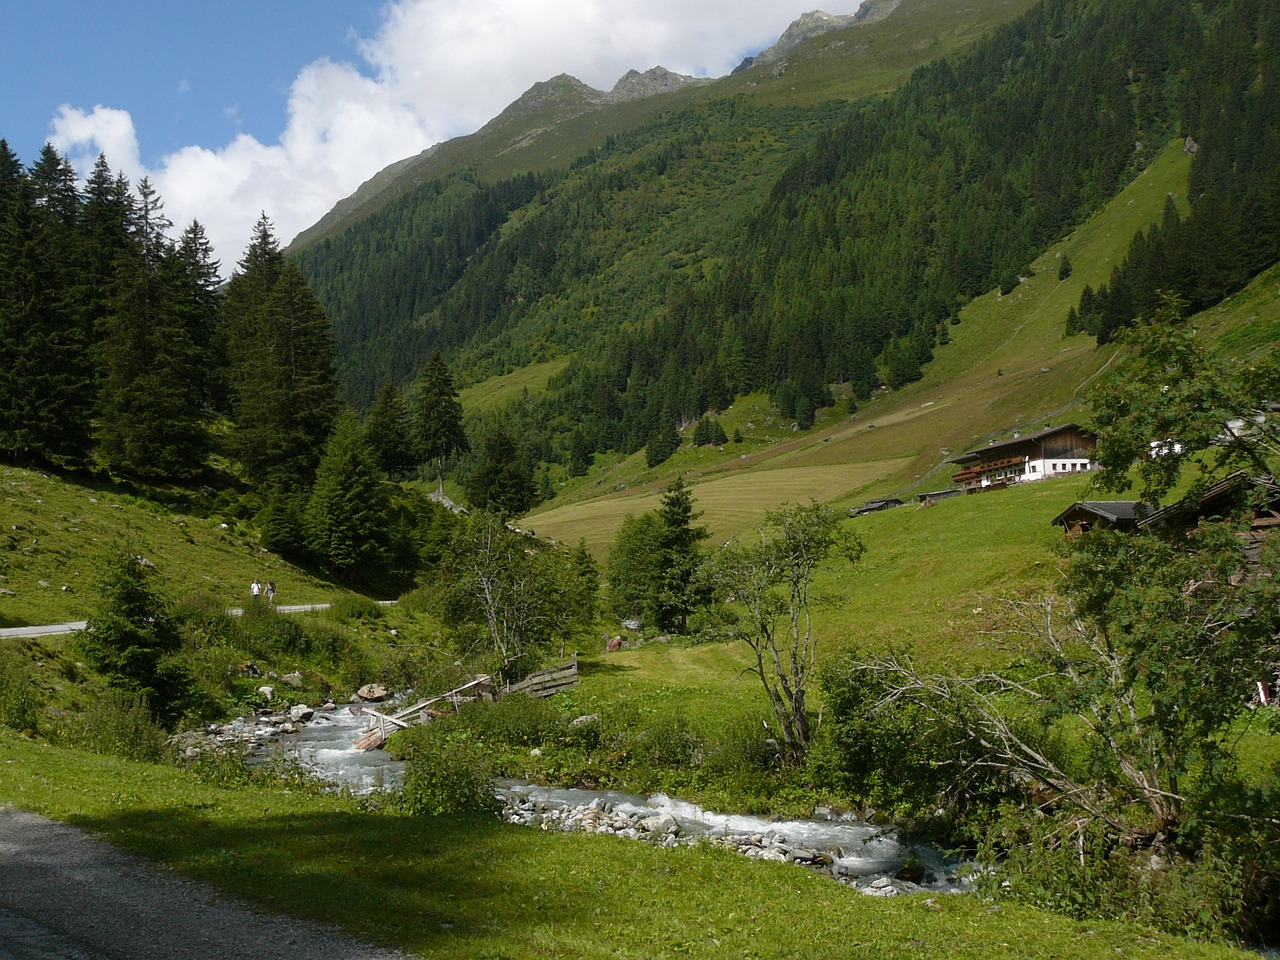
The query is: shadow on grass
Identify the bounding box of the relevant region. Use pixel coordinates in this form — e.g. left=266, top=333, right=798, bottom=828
left=577, top=657, right=636, bottom=678
left=71, top=806, right=529, bottom=955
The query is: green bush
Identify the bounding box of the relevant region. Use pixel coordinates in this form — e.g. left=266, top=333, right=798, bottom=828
left=399, top=728, right=501, bottom=816
left=0, top=644, right=41, bottom=732
left=618, top=713, right=704, bottom=775
left=980, top=809, right=1253, bottom=943
left=396, top=584, right=436, bottom=614
left=452, top=694, right=564, bottom=748
left=236, top=603, right=310, bottom=656
left=324, top=594, right=385, bottom=623
left=52, top=687, right=168, bottom=763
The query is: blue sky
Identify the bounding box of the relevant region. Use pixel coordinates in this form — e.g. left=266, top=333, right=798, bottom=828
left=3, top=2, right=384, bottom=165
left=3, top=1, right=859, bottom=267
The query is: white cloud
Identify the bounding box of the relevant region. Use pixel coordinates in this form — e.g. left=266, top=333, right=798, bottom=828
left=48, top=0, right=853, bottom=270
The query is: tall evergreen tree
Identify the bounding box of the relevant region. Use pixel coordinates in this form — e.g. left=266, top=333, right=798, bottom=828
left=413, top=350, right=469, bottom=492
left=466, top=424, right=534, bottom=518
left=230, top=259, right=337, bottom=491
left=222, top=212, right=285, bottom=422
left=175, top=220, right=223, bottom=411
left=0, top=140, right=21, bottom=216
left=653, top=477, right=710, bottom=633
left=96, top=179, right=208, bottom=479
left=305, top=409, right=392, bottom=575
left=365, top=379, right=417, bottom=477
left=0, top=173, right=95, bottom=464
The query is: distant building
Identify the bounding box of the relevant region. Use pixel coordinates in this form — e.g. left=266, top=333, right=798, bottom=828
left=1051, top=472, right=1280, bottom=571
left=950, top=423, right=1097, bottom=492
left=915, top=489, right=964, bottom=506
left=850, top=497, right=904, bottom=517
left=1051, top=500, right=1153, bottom=538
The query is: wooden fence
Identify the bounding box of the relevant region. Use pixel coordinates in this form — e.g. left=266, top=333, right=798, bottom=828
left=353, top=656, right=579, bottom=751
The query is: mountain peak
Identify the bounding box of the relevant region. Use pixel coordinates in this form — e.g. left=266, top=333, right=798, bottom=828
left=735, top=1, right=903, bottom=72
left=606, top=66, right=712, bottom=103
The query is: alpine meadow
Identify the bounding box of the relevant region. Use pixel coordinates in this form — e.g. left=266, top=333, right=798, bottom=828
left=3, top=0, right=1280, bottom=957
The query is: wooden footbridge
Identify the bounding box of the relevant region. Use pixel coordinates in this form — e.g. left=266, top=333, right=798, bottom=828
left=353, top=655, right=579, bottom=751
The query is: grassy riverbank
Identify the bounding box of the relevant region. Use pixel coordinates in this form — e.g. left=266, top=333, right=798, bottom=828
left=0, top=729, right=1255, bottom=960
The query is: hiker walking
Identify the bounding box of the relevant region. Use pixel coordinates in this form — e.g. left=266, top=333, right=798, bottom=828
left=251, top=578, right=262, bottom=602
left=266, top=580, right=276, bottom=605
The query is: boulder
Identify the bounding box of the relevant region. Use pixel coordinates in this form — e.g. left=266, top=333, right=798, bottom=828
left=282, top=672, right=304, bottom=689
left=289, top=704, right=314, bottom=722
left=257, top=685, right=275, bottom=701
left=357, top=683, right=389, bottom=702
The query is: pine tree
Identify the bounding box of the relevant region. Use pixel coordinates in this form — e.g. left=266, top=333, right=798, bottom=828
left=96, top=179, right=208, bottom=479
left=223, top=212, right=286, bottom=447
left=653, top=477, right=710, bottom=633
left=227, top=228, right=339, bottom=490
left=413, top=350, right=469, bottom=492
left=466, top=424, right=535, bottom=518
left=305, top=409, right=392, bottom=575
left=365, top=379, right=417, bottom=477
left=0, top=173, right=95, bottom=464
left=175, top=220, right=223, bottom=411
left=81, top=542, right=190, bottom=726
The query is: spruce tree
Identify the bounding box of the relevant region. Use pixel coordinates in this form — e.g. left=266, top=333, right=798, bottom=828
left=226, top=221, right=338, bottom=490
left=0, top=173, right=95, bottom=464
left=466, top=424, right=534, bottom=518
left=413, top=350, right=469, bottom=492
left=305, top=409, right=392, bottom=575
left=96, top=179, right=208, bottom=479
left=365, top=379, right=417, bottom=477
left=653, top=477, right=710, bottom=633
left=176, top=220, right=223, bottom=411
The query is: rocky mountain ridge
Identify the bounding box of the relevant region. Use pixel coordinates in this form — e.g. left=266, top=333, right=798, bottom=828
left=288, top=4, right=890, bottom=252
left=735, top=1, right=903, bottom=71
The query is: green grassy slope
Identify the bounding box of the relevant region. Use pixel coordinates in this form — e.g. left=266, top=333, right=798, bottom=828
left=525, top=139, right=1197, bottom=557
left=0, top=467, right=335, bottom=628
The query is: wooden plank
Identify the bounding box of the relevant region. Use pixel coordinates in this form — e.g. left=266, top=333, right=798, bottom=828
left=364, top=709, right=410, bottom=730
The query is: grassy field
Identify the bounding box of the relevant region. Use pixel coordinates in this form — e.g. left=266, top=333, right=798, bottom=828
left=0, top=729, right=1254, bottom=960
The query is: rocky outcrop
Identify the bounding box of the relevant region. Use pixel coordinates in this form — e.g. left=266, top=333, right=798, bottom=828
left=733, top=2, right=904, bottom=73
left=605, top=67, right=712, bottom=103
left=170, top=702, right=338, bottom=758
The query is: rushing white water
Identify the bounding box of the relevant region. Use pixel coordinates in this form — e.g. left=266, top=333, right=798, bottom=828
left=274, top=705, right=963, bottom=889
left=269, top=704, right=406, bottom=793
left=497, top=779, right=958, bottom=885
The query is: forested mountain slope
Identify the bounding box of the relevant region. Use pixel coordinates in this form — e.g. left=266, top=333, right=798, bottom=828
left=292, top=0, right=1280, bottom=493
left=288, top=0, right=1032, bottom=254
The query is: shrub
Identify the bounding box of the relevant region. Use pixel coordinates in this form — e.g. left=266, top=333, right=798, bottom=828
left=0, top=644, right=41, bottom=732
left=399, top=728, right=501, bottom=816
left=619, top=713, right=703, bottom=775
left=52, top=688, right=168, bottom=763
left=324, top=594, right=384, bottom=623
left=452, top=694, right=564, bottom=748
left=979, top=809, right=1254, bottom=943
left=396, top=584, right=436, bottom=614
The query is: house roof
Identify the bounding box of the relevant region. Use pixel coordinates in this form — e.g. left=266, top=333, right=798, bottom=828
left=1051, top=472, right=1280, bottom=533
left=951, top=423, right=1094, bottom=465
left=1135, top=471, right=1261, bottom=528
left=1050, top=500, right=1153, bottom=527
left=851, top=498, right=904, bottom=516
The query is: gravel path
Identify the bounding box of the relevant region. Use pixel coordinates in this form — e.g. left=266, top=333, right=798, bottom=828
left=0, top=806, right=414, bottom=960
